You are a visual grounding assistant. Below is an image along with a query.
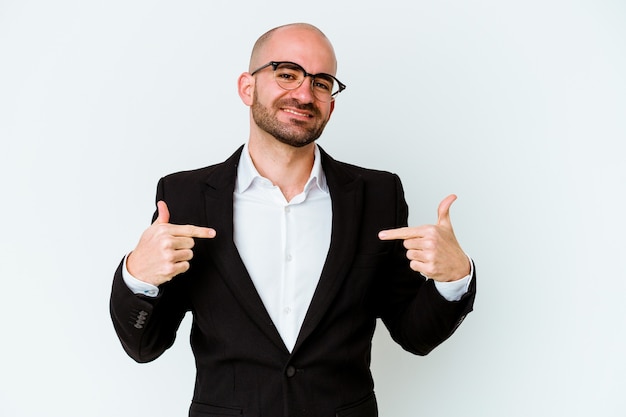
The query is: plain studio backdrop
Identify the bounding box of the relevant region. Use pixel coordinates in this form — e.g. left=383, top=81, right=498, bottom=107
left=1, top=1, right=625, bottom=416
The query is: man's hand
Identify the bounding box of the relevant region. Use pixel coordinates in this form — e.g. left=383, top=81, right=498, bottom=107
left=378, top=194, right=470, bottom=282
left=127, top=201, right=217, bottom=286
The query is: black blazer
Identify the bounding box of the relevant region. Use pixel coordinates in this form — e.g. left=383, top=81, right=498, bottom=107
left=110, top=146, right=476, bottom=417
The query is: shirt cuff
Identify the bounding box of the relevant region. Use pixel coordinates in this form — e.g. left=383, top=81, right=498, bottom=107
left=432, top=256, right=474, bottom=302
left=122, top=254, right=160, bottom=297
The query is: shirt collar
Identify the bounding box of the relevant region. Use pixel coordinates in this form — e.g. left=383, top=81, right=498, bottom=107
left=236, top=142, right=329, bottom=195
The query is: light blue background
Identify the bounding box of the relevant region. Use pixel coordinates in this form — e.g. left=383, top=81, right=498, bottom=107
left=1, top=1, right=625, bottom=416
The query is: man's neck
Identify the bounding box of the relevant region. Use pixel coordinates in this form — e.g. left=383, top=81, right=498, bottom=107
left=247, top=137, right=316, bottom=202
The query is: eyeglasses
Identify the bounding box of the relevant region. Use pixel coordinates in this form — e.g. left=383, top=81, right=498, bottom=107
left=250, top=61, right=346, bottom=103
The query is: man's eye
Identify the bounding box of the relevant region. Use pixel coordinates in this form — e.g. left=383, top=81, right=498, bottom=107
left=313, top=80, right=332, bottom=91
left=276, top=70, right=300, bottom=82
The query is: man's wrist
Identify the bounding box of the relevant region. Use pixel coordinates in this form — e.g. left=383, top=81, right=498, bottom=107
left=122, top=253, right=159, bottom=297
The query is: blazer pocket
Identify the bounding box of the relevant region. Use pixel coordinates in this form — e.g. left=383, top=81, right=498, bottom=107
left=336, top=392, right=378, bottom=417
left=189, top=401, right=243, bottom=416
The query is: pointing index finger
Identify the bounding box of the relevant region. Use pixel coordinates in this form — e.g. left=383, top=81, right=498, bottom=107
left=169, top=224, right=217, bottom=239
left=378, top=227, right=414, bottom=241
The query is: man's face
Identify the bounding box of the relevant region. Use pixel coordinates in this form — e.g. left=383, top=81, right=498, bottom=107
left=249, top=28, right=336, bottom=148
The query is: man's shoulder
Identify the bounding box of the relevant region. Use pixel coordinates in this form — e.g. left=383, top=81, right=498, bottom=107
left=319, top=147, right=401, bottom=183
left=162, top=164, right=220, bottom=182
left=160, top=146, right=244, bottom=185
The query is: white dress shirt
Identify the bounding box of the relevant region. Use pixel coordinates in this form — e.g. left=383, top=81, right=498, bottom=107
left=232, top=144, right=332, bottom=351
left=123, top=143, right=472, bottom=352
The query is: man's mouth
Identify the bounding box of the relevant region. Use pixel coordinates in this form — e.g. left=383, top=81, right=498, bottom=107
left=283, top=108, right=313, bottom=118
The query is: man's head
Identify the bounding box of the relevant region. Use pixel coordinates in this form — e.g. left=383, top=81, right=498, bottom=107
left=238, top=23, right=342, bottom=148
left=248, top=23, right=337, bottom=75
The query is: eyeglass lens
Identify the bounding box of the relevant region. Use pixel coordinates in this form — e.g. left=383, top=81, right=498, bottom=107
left=273, top=63, right=339, bottom=102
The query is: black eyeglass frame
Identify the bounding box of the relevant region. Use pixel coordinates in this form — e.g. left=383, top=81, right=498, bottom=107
left=250, top=61, right=347, bottom=101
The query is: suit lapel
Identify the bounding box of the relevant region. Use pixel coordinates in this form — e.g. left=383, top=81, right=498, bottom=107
left=202, top=146, right=288, bottom=353
left=292, top=147, right=364, bottom=353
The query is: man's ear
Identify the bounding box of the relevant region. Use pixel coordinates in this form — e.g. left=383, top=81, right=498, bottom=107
left=328, top=100, right=335, bottom=119
left=238, top=72, right=254, bottom=106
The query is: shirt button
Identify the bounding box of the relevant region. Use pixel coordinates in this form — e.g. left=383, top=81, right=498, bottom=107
left=283, top=307, right=291, bottom=315
left=286, top=254, right=292, bottom=262
left=284, top=206, right=291, bottom=213
left=285, top=366, right=296, bottom=378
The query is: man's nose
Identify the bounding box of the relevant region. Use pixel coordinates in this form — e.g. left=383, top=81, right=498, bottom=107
left=289, top=77, right=316, bottom=103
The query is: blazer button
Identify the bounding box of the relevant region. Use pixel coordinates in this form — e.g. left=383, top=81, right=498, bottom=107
left=285, top=366, right=296, bottom=378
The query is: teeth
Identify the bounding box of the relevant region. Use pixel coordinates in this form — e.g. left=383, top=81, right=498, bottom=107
left=284, top=109, right=309, bottom=117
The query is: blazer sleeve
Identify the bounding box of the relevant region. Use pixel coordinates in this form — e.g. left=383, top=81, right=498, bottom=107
left=109, top=259, right=190, bottom=363
left=377, top=175, right=476, bottom=356
left=109, top=178, right=191, bottom=363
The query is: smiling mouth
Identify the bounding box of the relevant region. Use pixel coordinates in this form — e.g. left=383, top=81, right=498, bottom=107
left=283, top=108, right=313, bottom=118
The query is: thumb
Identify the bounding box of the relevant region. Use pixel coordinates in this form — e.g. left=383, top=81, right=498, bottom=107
left=155, top=200, right=170, bottom=224
left=437, top=194, right=457, bottom=227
